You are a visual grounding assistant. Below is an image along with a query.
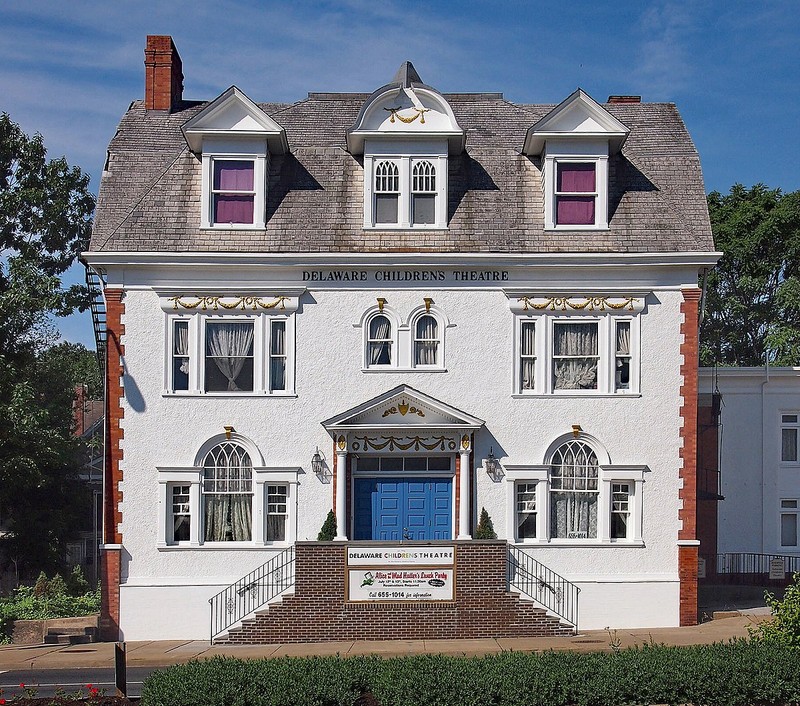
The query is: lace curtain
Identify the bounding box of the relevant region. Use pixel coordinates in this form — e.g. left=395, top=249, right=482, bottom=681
left=415, top=315, right=438, bottom=365
left=203, top=443, right=253, bottom=542
left=550, top=441, right=599, bottom=538
left=204, top=495, right=252, bottom=542
left=369, top=316, right=392, bottom=365
left=207, top=323, right=254, bottom=391
left=270, top=321, right=286, bottom=391
left=553, top=323, right=598, bottom=390
left=520, top=322, right=535, bottom=389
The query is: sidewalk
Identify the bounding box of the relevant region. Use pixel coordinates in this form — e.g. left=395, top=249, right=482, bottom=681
left=0, top=611, right=770, bottom=671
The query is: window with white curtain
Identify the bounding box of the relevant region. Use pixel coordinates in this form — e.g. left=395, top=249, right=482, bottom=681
left=205, top=322, right=254, bottom=392
left=266, top=484, right=288, bottom=541
left=203, top=442, right=253, bottom=542
left=550, top=440, right=599, bottom=539
left=171, top=484, right=191, bottom=542
left=516, top=482, right=537, bottom=540
left=611, top=482, right=631, bottom=539
left=414, top=314, right=439, bottom=366
left=412, top=160, right=436, bottom=225
left=515, top=315, right=638, bottom=394
left=367, top=315, right=393, bottom=366
left=165, top=314, right=295, bottom=395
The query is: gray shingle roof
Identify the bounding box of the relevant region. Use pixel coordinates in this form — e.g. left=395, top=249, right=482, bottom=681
left=90, top=92, right=714, bottom=254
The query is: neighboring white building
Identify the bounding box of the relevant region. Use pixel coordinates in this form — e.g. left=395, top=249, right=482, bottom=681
left=699, top=367, right=800, bottom=558
left=85, top=36, right=718, bottom=641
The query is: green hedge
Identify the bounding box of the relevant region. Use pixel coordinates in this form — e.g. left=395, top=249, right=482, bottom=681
left=140, top=640, right=800, bottom=706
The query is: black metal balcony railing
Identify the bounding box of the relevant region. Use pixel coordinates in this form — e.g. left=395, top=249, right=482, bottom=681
left=507, top=545, right=580, bottom=630
left=209, top=545, right=295, bottom=642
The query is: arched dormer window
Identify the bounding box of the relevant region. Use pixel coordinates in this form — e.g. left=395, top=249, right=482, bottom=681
left=367, top=314, right=393, bottom=366
left=413, top=314, right=439, bottom=366
left=411, top=160, right=436, bottom=225
left=203, top=441, right=253, bottom=542
left=374, top=161, right=400, bottom=225
left=549, top=439, right=599, bottom=539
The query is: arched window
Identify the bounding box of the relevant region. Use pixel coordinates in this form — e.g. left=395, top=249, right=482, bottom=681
left=367, top=314, right=393, bottom=366
left=414, top=314, right=439, bottom=365
left=374, top=161, right=400, bottom=224
left=412, top=160, right=436, bottom=225
left=550, top=440, right=599, bottom=539
left=203, top=442, right=253, bottom=542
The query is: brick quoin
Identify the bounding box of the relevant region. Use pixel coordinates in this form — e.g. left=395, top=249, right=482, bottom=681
left=678, top=288, right=701, bottom=626
left=100, top=289, right=125, bottom=640
left=215, top=542, right=573, bottom=644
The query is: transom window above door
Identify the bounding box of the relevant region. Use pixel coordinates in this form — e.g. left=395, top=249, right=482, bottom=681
left=356, top=456, right=452, bottom=473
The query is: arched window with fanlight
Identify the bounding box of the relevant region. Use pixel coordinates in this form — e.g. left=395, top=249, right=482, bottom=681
left=374, top=160, right=400, bottom=225
left=203, top=441, right=253, bottom=542
left=367, top=314, right=393, bottom=366
left=413, top=314, right=439, bottom=366
left=550, top=439, right=599, bottom=539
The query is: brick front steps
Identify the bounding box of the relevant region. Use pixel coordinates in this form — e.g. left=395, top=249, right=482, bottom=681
left=216, top=541, right=573, bottom=644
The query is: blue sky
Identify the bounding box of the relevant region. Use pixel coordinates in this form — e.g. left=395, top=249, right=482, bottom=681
left=2, top=1, right=798, bottom=348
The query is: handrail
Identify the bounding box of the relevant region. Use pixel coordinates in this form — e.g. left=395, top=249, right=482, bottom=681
left=507, top=544, right=580, bottom=630
left=701, top=552, right=800, bottom=577
left=209, top=545, right=295, bottom=642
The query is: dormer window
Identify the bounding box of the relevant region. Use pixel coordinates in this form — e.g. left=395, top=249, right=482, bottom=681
left=347, top=62, right=464, bottom=231
left=212, top=159, right=255, bottom=225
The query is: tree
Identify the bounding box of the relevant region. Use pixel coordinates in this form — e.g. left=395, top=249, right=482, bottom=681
left=474, top=507, right=497, bottom=539
left=0, top=113, right=95, bottom=584
left=701, top=184, right=800, bottom=366
left=317, top=510, right=337, bottom=541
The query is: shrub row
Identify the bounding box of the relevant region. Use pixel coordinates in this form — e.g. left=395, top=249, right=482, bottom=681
left=140, top=640, right=800, bottom=706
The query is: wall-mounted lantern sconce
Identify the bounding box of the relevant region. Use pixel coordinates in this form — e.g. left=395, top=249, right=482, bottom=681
left=485, top=446, right=503, bottom=482
left=312, top=447, right=325, bottom=478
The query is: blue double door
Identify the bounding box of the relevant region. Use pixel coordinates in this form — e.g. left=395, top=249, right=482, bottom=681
left=353, top=476, right=453, bottom=540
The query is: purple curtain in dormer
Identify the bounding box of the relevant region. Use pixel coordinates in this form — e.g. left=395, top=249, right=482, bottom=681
left=214, top=160, right=254, bottom=190
left=214, top=195, right=254, bottom=224
left=557, top=163, right=595, bottom=192
left=556, top=196, right=595, bottom=225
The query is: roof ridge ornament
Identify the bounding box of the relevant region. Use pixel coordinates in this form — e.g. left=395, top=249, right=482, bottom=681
left=391, top=60, right=423, bottom=88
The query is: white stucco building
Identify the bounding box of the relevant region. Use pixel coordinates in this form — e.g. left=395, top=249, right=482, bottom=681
left=85, top=36, right=718, bottom=642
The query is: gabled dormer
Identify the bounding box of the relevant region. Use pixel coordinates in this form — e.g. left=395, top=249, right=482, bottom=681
left=523, top=89, right=629, bottom=231
left=182, top=86, right=288, bottom=229
left=348, top=62, right=464, bottom=230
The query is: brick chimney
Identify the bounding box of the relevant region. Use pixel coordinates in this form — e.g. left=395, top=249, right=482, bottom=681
left=144, top=35, right=183, bottom=111
left=607, top=95, right=641, bottom=104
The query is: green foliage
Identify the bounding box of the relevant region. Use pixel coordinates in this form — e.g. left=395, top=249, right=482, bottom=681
left=749, top=571, right=800, bottom=646
left=140, top=642, right=800, bottom=706
left=0, top=571, right=100, bottom=642
left=701, top=183, right=800, bottom=366
left=317, top=510, right=337, bottom=541
left=67, top=565, right=90, bottom=596
left=0, top=113, right=96, bottom=583
left=474, top=507, right=497, bottom=539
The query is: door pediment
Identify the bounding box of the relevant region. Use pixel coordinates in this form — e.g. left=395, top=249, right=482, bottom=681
left=321, top=385, right=484, bottom=431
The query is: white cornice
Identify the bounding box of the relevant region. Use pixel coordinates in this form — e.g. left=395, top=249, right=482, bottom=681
left=83, top=251, right=722, bottom=269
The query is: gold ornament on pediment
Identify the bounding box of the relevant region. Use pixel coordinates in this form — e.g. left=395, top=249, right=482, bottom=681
left=337, top=435, right=347, bottom=451
left=461, top=434, right=470, bottom=450
left=169, top=295, right=288, bottom=311
left=381, top=400, right=425, bottom=418
left=384, top=106, right=430, bottom=124
left=517, top=296, right=639, bottom=312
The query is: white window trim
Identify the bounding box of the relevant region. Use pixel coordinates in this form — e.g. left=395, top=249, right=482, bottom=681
left=356, top=303, right=450, bottom=372
left=513, top=313, right=640, bottom=396
left=164, top=312, right=296, bottom=396
left=157, top=465, right=299, bottom=548
left=201, top=152, right=267, bottom=229
left=780, top=412, right=800, bottom=466
left=363, top=150, right=448, bottom=229
left=504, top=462, right=646, bottom=546
left=543, top=154, right=609, bottom=230
left=779, top=498, right=799, bottom=549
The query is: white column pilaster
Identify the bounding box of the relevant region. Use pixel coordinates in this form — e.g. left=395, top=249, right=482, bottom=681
left=335, top=449, right=348, bottom=541
left=458, top=448, right=472, bottom=539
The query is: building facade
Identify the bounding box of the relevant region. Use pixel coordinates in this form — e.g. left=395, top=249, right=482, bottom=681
left=85, top=36, right=718, bottom=641
left=699, top=367, right=800, bottom=560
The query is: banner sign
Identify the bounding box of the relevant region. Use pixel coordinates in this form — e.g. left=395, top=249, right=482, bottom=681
left=348, top=568, right=454, bottom=601
left=347, top=546, right=455, bottom=566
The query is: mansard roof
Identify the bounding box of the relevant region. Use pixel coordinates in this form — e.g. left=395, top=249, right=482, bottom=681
left=90, top=86, right=714, bottom=254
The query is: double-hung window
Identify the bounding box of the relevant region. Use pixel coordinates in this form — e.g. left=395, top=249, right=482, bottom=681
left=205, top=321, right=255, bottom=392
left=367, top=314, right=393, bottom=366
left=414, top=314, right=439, bottom=366
left=171, top=485, right=191, bottom=543
left=555, top=163, right=596, bottom=226
left=543, top=152, right=609, bottom=230
left=364, top=145, right=447, bottom=229
left=514, top=312, right=639, bottom=395
left=266, top=485, right=288, bottom=542
left=610, top=482, right=631, bottom=539
left=516, top=483, right=537, bottom=539
left=781, top=414, right=799, bottom=463
left=781, top=499, right=799, bottom=548
left=212, top=159, right=255, bottom=225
